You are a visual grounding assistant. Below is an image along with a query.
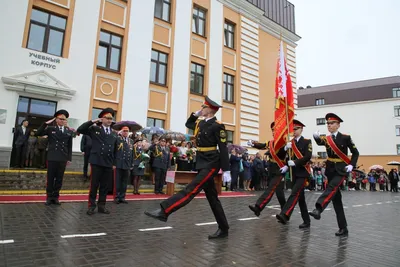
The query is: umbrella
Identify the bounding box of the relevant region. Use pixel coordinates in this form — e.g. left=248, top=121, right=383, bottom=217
left=228, top=144, right=247, bottom=154
left=113, top=120, right=142, bottom=132
left=369, top=165, right=384, bottom=171
left=387, top=161, right=400, bottom=166
left=160, top=131, right=186, bottom=141
left=141, top=126, right=165, bottom=135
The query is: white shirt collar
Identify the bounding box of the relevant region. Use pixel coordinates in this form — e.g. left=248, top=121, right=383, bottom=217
left=331, top=131, right=338, bottom=137
left=205, top=116, right=215, bottom=122
left=295, top=136, right=302, bottom=142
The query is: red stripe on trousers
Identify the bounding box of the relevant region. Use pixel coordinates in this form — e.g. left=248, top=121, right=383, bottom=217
left=285, top=179, right=306, bottom=216
left=164, top=168, right=216, bottom=214
left=259, top=176, right=282, bottom=209
left=321, top=176, right=346, bottom=209
left=87, top=164, right=93, bottom=208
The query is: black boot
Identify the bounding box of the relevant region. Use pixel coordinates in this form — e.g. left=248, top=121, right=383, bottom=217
left=144, top=208, right=168, bottom=222
left=299, top=222, right=310, bottom=229
left=248, top=205, right=261, bottom=217
left=86, top=207, right=96, bottom=215
left=98, top=206, right=110, bottom=214
left=208, top=228, right=228, bottom=239
left=52, top=199, right=61, bottom=205
left=276, top=214, right=288, bottom=225
left=309, top=209, right=321, bottom=220
left=335, top=228, right=348, bottom=236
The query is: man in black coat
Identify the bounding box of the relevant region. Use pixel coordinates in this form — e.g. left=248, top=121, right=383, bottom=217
left=80, top=134, right=92, bottom=179
left=13, top=119, right=30, bottom=168
left=309, top=113, right=359, bottom=236
left=388, top=168, right=399, bottom=192
left=275, top=119, right=312, bottom=229
left=36, top=110, right=73, bottom=206
left=77, top=108, right=118, bottom=215
left=145, top=96, right=230, bottom=239
left=149, top=137, right=170, bottom=194
left=248, top=122, right=288, bottom=216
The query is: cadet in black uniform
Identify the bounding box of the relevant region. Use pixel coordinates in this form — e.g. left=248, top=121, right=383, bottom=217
left=275, top=119, right=311, bottom=228
left=309, top=113, right=359, bottom=236
left=36, top=109, right=73, bottom=206
left=248, top=122, right=287, bottom=216
left=149, top=137, right=170, bottom=194
left=145, top=96, right=230, bottom=239
left=77, top=108, right=118, bottom=215
left=113, top=123, right=133, bottom=204
left=131, top=139, right=145, bottom=195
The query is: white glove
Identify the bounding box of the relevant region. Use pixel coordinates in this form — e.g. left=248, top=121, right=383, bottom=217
left=247, top=140, right=254, bottom=147
left=194, top=110, right=202, bottom=116
left=223, top=171, right=231, bottom=174
left=288, top=160, right=295, bottom=167
left=284, top=142, right=292, bottom=151
left=280, top=166, right=289, bottom=173
left=345, top=165, right=353, bottom=172
left=313, top=131, right=320, bottom=138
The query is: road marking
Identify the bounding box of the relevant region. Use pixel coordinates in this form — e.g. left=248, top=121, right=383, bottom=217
left=195, top=222, right=217, bottom=226
left=394, top=200, right=399, bottom=203
left=343, top=206, right=348, bottom=209
left=61, top=233, right=106, bottom=239
left=376, top=202, right=382, bottom=204
left=365, top=203, right=373, bottom=206
left=314, top=193, right=323, bottom=195
left=352, top=205, right=363, bottom=207
left=237, top=217, right=259, bottom=221
left=271, top=215, right=277, bottom=217
left=325, top=208, right=332, bottom=211
left=0, top=239, right=14, bottom=244
left=138, top=227, right=173, bottom=232
left=386, top=201, right=392, bottom=203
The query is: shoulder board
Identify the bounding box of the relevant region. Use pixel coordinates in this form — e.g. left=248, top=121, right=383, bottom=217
left=215, top=120, right=223, bottom=124
left=341, top=133, right=349, bottom=136
left=196, top=118, right=204, bottom=122
left=303, top=138, right=310, bottom=141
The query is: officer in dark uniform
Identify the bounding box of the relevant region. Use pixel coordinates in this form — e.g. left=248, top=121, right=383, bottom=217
left=145, top=96, right=230, bottom=239
left=36, top=109, right=73, bottom=206
left=113, top=124, right=133, bottom=204
left=77, top=108, right=118, bottom=215
left=309, top=113, right=359, bottom=236
left=80, top=134, right=92, bottom=179
left=131, top=138, right=145, bottom=195
left=275, top=119, right=312, bottom=228
left=248, top=122, right=287, bottom=216
left=149, top=137, right=170, bottom=194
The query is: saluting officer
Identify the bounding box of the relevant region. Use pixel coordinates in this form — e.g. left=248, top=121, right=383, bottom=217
left=77, top=108, right=118, bottom=215
left=113, top=123, right=133, bottom=204
left=275, top=119, right=312, bottom=229
left=309, top=113, right=359, bottom=236
left=248, top=122, right=287, bottom=216
left=145, top=96, right=230, bottom=239
left=36, top=109, right=73, bottom=206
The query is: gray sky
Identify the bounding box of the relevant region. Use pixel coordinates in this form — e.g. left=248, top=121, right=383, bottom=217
left=289, top=0, right=400, bottom=87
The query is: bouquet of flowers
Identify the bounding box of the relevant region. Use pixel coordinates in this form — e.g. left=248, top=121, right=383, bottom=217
left=186, top=148, right=196, bottom=161
left=139, top=152, right=150, bottom=169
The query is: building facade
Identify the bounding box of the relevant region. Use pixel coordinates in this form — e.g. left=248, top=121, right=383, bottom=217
left=297, top=76, right=400, bottom=169
left=0, top=0, right=300, bottom=168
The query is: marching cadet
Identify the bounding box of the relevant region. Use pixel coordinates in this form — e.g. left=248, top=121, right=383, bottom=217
left=275, top=119, right=311, bottom=229
left=113, top=122, right=133, bottom=204
left=77, top=108, right=118, bottom=215
left=144, top=96, right=230, bottom=239
left=36, top=109, right=73, bottom=206
left=247, top=122, right=287, bottom=216
left=309, top=113, right=359, bottom=236
left=149, top=137, right=170, bottom=194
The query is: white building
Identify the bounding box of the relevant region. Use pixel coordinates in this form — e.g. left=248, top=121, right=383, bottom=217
left=297, top=76, right=400, bottom=169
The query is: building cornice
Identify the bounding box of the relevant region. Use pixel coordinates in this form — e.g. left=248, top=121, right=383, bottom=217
left=297, top=97, right=400, bottom=110
left=218, top=0, right=301, bottom=47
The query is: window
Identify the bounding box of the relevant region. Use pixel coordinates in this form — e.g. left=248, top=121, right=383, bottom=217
left=154, top=0, right=171, bottom=22
left=97, top=31, right=122, bottom=72
left=147, top=117, right=165, bottom=128
left=26, top=9, right=66, bottom=56
left=150, top=50, right=168, bottom=85
left=397, top=145, right=400, bottom=155
left=395, top=106, right=400, bottom=117
left=317, top=152, right=327, bottom=159
left=223, top=74, right=234, bottom=102
left=316, top=118, right=326, bottom=125
left=192, top=6, right=206, bottom=36
left=15, top=96, right=57, bottom=129
left=393, top=88, right=400, bottom=98
left=91, top=108, right=116, bottom=120
left=190, top=63, right=204, bottom=95
left=224, top=21, right=235, bottom=49
left=226, top=130, right=234, bottom=144
left=396, top=126, right=400, bottom=136
left=315, top=98, right=325, bottom=106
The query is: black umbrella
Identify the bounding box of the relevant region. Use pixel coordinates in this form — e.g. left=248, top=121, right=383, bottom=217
left=113, top=121, right=142, bottom=132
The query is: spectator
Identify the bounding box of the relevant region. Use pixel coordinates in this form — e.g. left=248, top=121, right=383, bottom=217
left=13, top=119, right=30, bottom=168
left=36, top=135, right=48, bottom=169
left=25, top=131, right=37, bottom=168
left=80, top=134, right=92, bottom=180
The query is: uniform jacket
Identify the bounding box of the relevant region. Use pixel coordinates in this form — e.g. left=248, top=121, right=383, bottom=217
left=77, top=121, right=118, bottom=168
left=36, top=123, right=73, bottom=162
left=132, top=146, right=143, bottom=167
left=185, top=113, right=229, bottom=171
left=290, top=136, right=312, bottom=178
left=150, top=144, right=170, bottom=170
left=80, top=135, right=92, bottom=152
left=253, top=140, right=286, bottom=176
left=314, top=132, right=359, bottom=176
left=115, top=136, right=133, bottom=170
left=14, top=126, right=30, bottom=146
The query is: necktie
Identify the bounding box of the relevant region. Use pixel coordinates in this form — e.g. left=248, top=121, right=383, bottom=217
left=332, top=135, right=336, bottom=140
left=106, top=128, right=109, bottom=135
left=59, top=127, right=63, bottom=133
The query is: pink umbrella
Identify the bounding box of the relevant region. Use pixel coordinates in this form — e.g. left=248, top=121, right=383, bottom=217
left=369, top=165, right=384, bottom=171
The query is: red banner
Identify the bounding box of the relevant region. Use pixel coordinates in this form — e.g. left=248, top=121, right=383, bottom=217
left=274, top=41, right=295, bottom=151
